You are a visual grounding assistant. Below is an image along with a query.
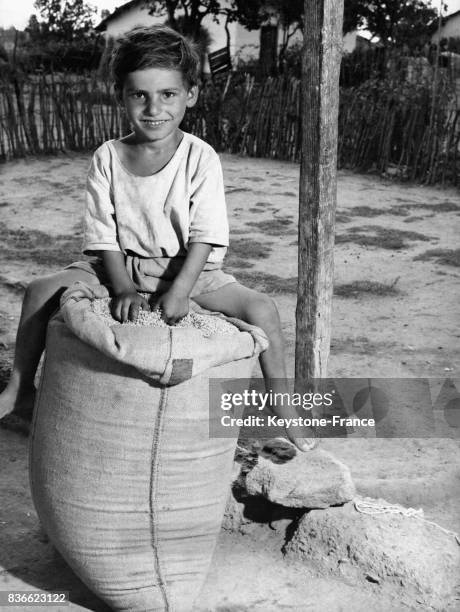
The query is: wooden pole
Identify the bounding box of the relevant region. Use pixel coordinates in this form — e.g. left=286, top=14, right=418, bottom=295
left=295, top=0, right=344, bottom=386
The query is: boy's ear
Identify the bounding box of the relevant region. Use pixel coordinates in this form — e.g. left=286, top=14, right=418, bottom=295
left=186, top=85, right=198, bottom=108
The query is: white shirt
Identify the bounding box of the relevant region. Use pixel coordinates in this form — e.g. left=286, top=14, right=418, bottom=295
left=83, top=132, right=229, bottom=265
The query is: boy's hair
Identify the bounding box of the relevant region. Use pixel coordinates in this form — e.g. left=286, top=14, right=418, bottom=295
left=110, top=25, right=200, bottom=91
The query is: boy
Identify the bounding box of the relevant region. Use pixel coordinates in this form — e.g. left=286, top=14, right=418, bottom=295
left=0, top=26, right=315, bottom=451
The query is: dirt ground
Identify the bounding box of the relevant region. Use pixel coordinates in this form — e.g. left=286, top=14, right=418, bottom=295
left=0, top=152, right=459, bottom=611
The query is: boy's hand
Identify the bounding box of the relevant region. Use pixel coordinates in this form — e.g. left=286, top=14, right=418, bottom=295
left=111, top=291, right=150, bottom=323
left=155, top=289, right=190, bottom=325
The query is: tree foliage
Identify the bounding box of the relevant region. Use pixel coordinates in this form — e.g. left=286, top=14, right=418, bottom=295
left=24, top=0, right=102, bottom=71
left=134, top=0, right=442, bottom=77
left=343, top=0, right=369, bottom=34
left=28, top=0, right=97, bottom=42
left=231, top=0, right=303, bottom=31
left=147, top=0, right=224, bottom=39
left=147, top=0, right=304, bottom=38
left=345, top=0, right=439, bottom=47
left=147, top=0, right=437, bottom=45
left=367, top=0, right=438, bottom=46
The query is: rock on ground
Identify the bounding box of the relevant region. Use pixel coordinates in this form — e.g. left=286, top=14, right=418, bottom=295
left=285, top=500, right=460, bottom=610
left=244, top=446, right=356, bottom=508
left=222, top=492, right=247, bottom=531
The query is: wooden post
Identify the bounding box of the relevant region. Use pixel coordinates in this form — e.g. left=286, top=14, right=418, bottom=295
left=295, top=0, right=344, bottom=386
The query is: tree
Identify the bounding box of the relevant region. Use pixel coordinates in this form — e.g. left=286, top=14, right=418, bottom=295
left=28, top=0, right=96, bottom=43
left=26, top=15, right=41, bottom=41
left=231, top=0, right=302, bottom=30
left=368, top=0, right=438, bottom=46
left=344, top=0, right=438, bottom=47
left=147, top=0, right=439, bottom=49
left=24, top=0, right=102, bottom=71
left=147, top=0, right=225, bottom=40
left=234, top=0, right=304, bottom=67
left=147, top=0, right=303, bottom=42
left=342, top=0, right=368, bottom=34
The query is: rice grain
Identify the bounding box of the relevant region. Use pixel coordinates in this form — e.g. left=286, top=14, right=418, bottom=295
left=91, top=298, right=238, bottom=338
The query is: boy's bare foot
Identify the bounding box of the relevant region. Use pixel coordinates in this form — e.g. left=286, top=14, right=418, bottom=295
left=0, top=413, right=31, bottom=436
left=0, top=382, right=36, bottom=422
left=284, top=426, right=318, bottom=452
left=266, top=401, right=318, bottom=452
left=0, top=384, right=17, bottom=420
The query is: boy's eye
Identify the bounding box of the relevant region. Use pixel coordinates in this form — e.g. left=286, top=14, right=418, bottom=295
left=162, top=91, right=176, bottom=99
left=130, top=91, right=145, bottom=99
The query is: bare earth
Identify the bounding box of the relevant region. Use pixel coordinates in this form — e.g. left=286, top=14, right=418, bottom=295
left=0, top=152, right=459, bottom=611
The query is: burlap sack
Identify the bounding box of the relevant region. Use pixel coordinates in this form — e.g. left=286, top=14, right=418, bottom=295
left=29, top=283, right=267, bottom=611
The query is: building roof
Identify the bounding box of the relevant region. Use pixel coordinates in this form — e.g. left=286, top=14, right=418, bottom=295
left=431, top=8, right=460, bottom=40
left=95, top=0, right=152, bottom=32
left=445, top=9, right=460, bottom=21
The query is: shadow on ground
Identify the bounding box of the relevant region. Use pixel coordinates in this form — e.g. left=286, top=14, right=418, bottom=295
left=0, top=429, right=111, bottom=611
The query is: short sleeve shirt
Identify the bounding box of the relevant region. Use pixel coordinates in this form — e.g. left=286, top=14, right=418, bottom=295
left=83, top=132, right=229, bottom=265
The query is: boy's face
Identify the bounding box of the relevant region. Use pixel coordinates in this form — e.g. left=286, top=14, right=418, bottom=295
left=120, top=67, right=198, bottom=144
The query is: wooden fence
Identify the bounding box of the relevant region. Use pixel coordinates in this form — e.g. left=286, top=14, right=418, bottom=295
left=1, top=69, right=459, bottom=185
left=0, top=74, right=126, bottom=156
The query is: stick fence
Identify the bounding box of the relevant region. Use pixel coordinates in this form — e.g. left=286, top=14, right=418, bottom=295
left=1, top=68, right=459, bottom=185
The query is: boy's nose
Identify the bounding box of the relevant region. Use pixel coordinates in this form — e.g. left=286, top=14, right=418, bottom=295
left=146, top=97, right=161, bottom=116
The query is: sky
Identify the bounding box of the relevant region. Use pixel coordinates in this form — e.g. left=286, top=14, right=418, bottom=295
left=1, top=0, right=460, bottom=30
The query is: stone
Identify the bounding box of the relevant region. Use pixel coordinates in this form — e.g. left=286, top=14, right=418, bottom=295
left=222, top=461, right=249, bottom=532
left=285, top=500, right=460, bottom=610
left=244, top=447, right=355, bottom=508
left=222, top=492, right=246, bottom=532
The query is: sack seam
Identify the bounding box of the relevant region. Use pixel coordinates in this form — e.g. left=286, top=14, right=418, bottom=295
left=149, top=383, right=170, bottom=611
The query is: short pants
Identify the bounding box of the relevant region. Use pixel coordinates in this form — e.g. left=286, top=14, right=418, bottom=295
left=65, top=255, right=237, bottom=298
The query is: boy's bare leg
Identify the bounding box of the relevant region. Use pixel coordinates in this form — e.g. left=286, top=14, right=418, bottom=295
left=193, top=283, right=317, bottom=451
left=0, top=269, right=99, bottom=421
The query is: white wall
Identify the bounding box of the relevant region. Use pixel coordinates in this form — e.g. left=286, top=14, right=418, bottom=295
left=343, top=31, right=357, bottom=53
left=101, top=1, right=358, bottom=67
left=104, top=6, right=159, bottom=38
left=432, top=14, right=460, bottom=42
left=103, top=4, right=261, bottom=57
left=231, top=23, right=260, bottom=60
left=102, top=1, right=302, bottom=60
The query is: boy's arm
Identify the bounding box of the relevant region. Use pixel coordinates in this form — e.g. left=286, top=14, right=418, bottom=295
left=84, top=150, right=149, bottom=322
left=100, top=251, right=150, bottom=323
left=156, top=150, right=228, bottom=324
left=156, top=242, right=212, bottom=324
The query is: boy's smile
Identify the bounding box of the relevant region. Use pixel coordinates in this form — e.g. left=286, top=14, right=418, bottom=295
left=121, top=68, right=197, bottom=146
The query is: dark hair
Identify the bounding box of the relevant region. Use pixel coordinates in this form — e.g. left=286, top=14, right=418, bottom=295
left=110, top=25, right=200, bottom=91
